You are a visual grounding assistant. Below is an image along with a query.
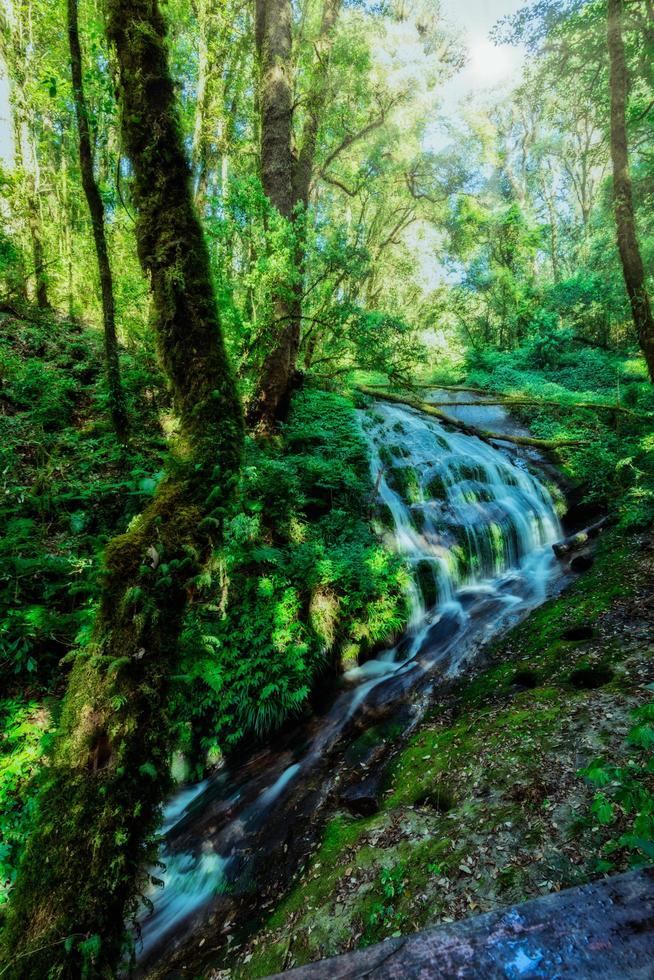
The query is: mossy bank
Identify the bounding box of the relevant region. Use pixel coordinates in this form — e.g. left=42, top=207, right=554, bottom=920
left=224, top=530, right=654, bottom=977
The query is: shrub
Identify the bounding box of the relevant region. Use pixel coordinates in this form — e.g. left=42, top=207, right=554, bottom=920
left=170, top=389, right=409, bottom=766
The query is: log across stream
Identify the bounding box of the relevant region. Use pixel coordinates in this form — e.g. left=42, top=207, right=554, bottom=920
left=135, top=391, right=570, bottom=977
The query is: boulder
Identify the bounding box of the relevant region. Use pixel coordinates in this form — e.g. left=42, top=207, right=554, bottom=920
left=339, top=773, right=382, bottom=817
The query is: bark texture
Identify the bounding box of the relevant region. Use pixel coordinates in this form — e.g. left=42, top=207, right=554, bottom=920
left=607, top=0, right=654, bottom=381
left=68, top=0, right=128, bottom=439
left=0, top=1, right=243, bottom=976
left=247, top=0, right=342, bottom=430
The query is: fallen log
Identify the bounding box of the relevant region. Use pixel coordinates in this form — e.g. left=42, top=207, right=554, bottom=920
left=425, top=394, right=640, bottom=418
left=358, top=386, right=587, bottom=451
left=552, top=516, right=612, bottom=558
left=416, top=383, right=488, bottom=394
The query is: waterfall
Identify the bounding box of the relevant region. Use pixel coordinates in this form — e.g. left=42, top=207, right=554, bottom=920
left=136, top=397, right=563, bottom=968
left=345, top=400, right=561, bottom=683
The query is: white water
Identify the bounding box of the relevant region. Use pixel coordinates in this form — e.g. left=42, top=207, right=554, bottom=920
left=347, top=401, right=560, bottom=681
left=137, top=398, right=562, bottom=965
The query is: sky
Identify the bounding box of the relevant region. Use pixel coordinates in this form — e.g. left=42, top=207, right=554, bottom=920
left=427, top=0, right=527, bottom=149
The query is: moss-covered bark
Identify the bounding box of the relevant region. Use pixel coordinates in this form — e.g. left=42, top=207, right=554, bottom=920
left=607, top=0, right=654, bottom=382
left=0, top=0, right=243, bottom=976
left=68, top=0, right=128, bottom=440
left=247, top=0, right=342, bottom=431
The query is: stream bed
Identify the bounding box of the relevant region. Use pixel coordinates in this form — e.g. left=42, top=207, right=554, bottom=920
left=136, top=392, right=566, bottom=977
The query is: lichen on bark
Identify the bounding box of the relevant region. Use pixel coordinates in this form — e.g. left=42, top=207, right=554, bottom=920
left=0, top=0, right=243, bottom=976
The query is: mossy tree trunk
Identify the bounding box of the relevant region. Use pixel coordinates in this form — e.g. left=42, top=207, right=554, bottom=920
left=607, top=0, right=654, bottom=382
left=246, top=0, right=295, bottom=430
left=67, top=0, right=129, bottom=440
left=0, top=0, right=243, bottom=976
left=247, top=0, right=341, bottom=431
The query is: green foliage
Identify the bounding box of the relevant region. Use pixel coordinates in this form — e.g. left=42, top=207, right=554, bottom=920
left=171, top=389, right=409, bottom=763
left=464, top=343, right=654, bottom=527
left=0, top=699, right=51, bottom=908
left=0, top=311, right=167, bottom=689
left=579, top=702, right=654, bottom=870
left=522, top=311, right=574, bottom=369
left=366, top=863, right=406, bottom=934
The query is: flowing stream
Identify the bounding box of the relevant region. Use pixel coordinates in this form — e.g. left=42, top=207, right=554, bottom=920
left=136, top=394, right=564, bottom=975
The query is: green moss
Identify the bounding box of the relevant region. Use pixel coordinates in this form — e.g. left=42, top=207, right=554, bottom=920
left=425, top=473, right=448, bottom=500
left=386, top=465, right=421, bottom=504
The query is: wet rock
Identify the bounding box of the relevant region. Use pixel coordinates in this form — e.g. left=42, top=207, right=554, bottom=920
left=570, top=553, right=594, bottom=573
left=272, top=867, right=654, bottom=979
left=339, top=774, right=382, bottom=817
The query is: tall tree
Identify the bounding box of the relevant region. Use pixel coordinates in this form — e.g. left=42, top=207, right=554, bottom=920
left=248, top=0, right=342, bottom=430
left=247, top=0, right=295, bottom=429
left=67, top=0, right=128, bottom=439
left=0, top=0, right=243, bottom=975
left=607, top=0, right=654, bottom=380
left=0, top=2, right=50, bottom=309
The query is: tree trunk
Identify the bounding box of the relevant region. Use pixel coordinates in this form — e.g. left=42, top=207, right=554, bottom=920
left=607, top=0, right=654, bottom=382
left=256, top=0, right=294, bottom=221
left=0, top=0, right=243, bottom=976
left=26, top=190, right=49, bottom=309
left=67, top=0, right=129, bottom=439
left=247, top=0, right=341, bottom=431
left=13, top=114, right=50, bottom=309
left=246, top=0, right=295, bottom=431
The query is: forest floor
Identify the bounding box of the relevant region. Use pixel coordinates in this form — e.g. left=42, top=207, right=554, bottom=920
left=3, top=311, right=654, bottom=974
left=220, top=528, right=654, bottom=977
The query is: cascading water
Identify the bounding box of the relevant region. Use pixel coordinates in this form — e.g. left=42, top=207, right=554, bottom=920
left=136, top=395, right=563, bottom=973
left=345, top=400, right=561, bottom=683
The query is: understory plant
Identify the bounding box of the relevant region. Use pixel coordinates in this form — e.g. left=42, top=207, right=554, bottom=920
left=580, top=701, right=654, bottom=870
left=171, top=388, right=410, bottom=766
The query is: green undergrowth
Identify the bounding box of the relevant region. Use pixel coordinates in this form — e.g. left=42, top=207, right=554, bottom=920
left=0, top=312, right=410, bottom=910
left=0, top=307, right=166, bottom=910
left=171, top=388, right=409, bottom=767
left=456, top=344, right=654, bottom=529
left=229, top=531, right=654, bottom=977
left=0, top=307, right=167, bottom=690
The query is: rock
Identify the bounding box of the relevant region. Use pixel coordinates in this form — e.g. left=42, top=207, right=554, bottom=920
left=270, top=867, right=654, bottom=979
left=339, top=774, right=382, bottom=817
left=570, top=553, right=594, bottom=573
